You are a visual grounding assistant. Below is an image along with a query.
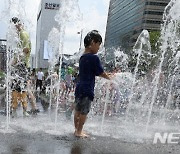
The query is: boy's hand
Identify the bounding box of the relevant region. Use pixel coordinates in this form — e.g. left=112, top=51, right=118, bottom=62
left=107, top=73, right=116, bottom=79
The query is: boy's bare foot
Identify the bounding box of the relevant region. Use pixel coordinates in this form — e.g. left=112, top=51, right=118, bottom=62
left=82, top=130, right=89, bottom=135
left=74, top=131, right=89, bottom=138
left=74, top=130, right=89, bottom=135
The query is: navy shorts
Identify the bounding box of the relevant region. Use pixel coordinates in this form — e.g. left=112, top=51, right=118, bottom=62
left=75, top=97, right=91, bottom=115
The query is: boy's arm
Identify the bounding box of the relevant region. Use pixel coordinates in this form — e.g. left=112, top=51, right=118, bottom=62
left=99, top=72, right=111, bottom=80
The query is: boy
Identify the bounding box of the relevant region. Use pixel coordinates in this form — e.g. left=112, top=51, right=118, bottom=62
left=74, top=30, right=111, bottom=137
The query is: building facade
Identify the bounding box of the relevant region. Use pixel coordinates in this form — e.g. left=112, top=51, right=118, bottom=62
left=35, top=0, right=61, bottom=68
left=104, top=0, right=170, bottom=52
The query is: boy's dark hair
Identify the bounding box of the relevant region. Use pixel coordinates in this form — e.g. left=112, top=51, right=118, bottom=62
left=84, top=30, right=102, bottom=48
left=11, top=17, right=20, bottom=24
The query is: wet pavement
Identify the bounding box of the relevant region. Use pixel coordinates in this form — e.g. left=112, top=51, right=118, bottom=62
left=0, top=93, right=180, bottom=154
left=0, top=130, right=180, bottom=154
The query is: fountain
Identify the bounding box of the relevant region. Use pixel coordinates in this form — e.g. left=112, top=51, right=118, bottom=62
left=1, top=0, right=31, bottom=130
left=0, top=0, right=179, bottom=147
left=88, top=0, right=180, bottom=141
left=144, top=0, right=180, bottom=131
left=125, top=29, right=152, bottom=122
left=46, top=27, right=60, bottom=119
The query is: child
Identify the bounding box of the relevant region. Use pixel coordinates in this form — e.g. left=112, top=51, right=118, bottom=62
left=74, top=30, right=111, bottom=138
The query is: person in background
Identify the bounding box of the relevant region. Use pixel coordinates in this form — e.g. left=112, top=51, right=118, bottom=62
left=36, top=68, right=44, bottom=92
left=10, top=17, right=31, bottom=117
left=65, top=90, right=75, bottom=120
left=64, top=71, right=73, bottom=97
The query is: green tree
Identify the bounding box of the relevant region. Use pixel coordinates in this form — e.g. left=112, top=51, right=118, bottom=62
left=149, top=31, right=161, bottom=53
left=149, top=31, right=161, bottom=70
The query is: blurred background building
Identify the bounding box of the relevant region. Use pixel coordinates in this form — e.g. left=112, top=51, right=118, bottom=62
left=35, top=0, right=60, bottom=68
left=104, top=0, right=170, bottom=52
left=0, top=39, right=6, bottom=71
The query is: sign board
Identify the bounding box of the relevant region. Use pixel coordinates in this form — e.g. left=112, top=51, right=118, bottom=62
left=45, top=3, right=60, bottom=10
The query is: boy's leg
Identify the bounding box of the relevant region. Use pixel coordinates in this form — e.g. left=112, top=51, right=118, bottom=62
left=75, top=113, right=88, bottom=137
left=74, top=110, right=80, bottom=131
left=74, top=97, right=91, bottom=137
